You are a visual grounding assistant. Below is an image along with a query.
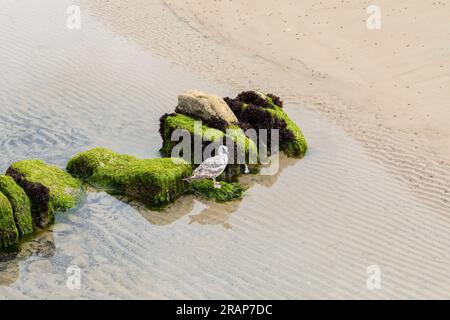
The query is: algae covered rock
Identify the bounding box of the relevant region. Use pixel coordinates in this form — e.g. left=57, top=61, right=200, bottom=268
left=160, top=112, right=225, bottom=158
left=159, top=113, right=258, bottom=180
left=0, top=191, right=19, bottom=249
left=190, top=180, right=247, bottom=202
left=6, top=160, right=82, bottom=228
left=0, top=175, right=33, bottom=236
left=224, top=90, right=308, bottom=158
left=176, top=90, right=239, bottom=127
left=67, top=147, right=192, bottom=207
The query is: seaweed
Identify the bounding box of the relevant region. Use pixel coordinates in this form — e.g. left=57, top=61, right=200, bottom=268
left=0, top=175, right=33, bottom=236
left=6, top=160, right=82, bottom=229
left=6, top=167, right=53, bottom=229
left=159, top=113, right=258, bottom=181
left=0, top=192, right=19, bottom=249
left=223, top=97, right=245, bottom=115
left=190, top=180, right=247, bottom=202
left=224, top=91, right=307, bottom=157
left=267, top=93, right=284, bottom=108
left=67, top=147, right=192, bottom=208
left=236, top=90, right=271, bottom=108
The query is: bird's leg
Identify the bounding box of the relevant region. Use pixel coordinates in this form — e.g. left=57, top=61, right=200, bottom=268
left=213, top=177, right=221, bottom=189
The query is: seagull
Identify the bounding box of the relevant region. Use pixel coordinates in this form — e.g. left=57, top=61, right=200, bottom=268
left=183, top=145, right=229, bottom=188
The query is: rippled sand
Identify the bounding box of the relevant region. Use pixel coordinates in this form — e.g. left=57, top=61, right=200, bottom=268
left=1, top=0, right=450, bottom=299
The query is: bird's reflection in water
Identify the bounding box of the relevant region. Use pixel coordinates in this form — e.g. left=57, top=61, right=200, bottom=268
left=188, top=154, right=299, bottom=228
left=0, top=230, right=55, bottom=286
left=127, top=154, right=301, bottom=228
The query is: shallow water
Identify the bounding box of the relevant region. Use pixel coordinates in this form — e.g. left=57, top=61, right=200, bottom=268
left=1, top=0, right=450, bottom=299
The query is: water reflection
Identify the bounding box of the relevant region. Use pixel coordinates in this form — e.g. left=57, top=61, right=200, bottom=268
left=124, top=195, right=196, bottom=226
left=187, top=154, right=299, bottom=228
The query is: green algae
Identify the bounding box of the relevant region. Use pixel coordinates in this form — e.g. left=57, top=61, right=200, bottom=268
left=165, top=113, right=225, bottom=139
left=264, top=94, right=308, bottom=157
left=7, top=160, right=82, bottom=212
left=0, top=175, right=33, bottom=236
left=227, top=124, right=258, bottom=160
left=67, top=147, right=193, bottom=207
left=190, top=180, right=247, bottom=202
left=161, top=113, right=257, bottom=157
left=161, top=113, right=224, bottom=157
left=6, top=160, right=83, bottom=229
left=160, top=113, right=259, bottom=181
left=0, top=191, right=19, bottom=249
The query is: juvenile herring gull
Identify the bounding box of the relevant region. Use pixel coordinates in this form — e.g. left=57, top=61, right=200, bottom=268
left=183, top=145, right=229, bottom=188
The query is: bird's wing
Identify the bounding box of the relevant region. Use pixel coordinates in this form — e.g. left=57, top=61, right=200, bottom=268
left=192, top=155, right=227, bottom=179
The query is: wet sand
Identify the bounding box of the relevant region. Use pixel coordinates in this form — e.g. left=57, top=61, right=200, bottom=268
left=0, top=0, right=450, bottom=299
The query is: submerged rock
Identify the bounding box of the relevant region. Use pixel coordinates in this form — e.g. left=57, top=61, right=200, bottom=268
left=159, top=113, right=258, bottom=180
left=0, top=175, right=33, bottom=237
left=6, top=160, right=82, bottom=229
left=67, top=147, right=192, bottom=207
left=224, top=90, right=308, bottom=158
left=0, top=191, right=19, bottom=249
left=176, top=90, right=239, bottom=128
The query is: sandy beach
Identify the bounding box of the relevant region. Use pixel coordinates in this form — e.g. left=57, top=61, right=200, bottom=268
left=0, top=0, right=449, bottom=299
left=83, top=0, right=450, bottom=214
left=164, top=0, right=450, bottom=159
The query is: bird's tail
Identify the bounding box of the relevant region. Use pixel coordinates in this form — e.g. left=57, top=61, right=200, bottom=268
left=182, top=176, right=193, bottom=182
